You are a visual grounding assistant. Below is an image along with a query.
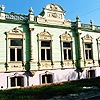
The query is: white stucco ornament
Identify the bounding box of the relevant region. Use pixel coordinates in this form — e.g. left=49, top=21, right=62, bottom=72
left=0, top=5, right=5, bottom=12
left=29, top=7, right=33, bottom=14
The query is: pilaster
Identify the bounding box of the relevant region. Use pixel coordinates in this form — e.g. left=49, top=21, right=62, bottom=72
left=29, top=28, right=34, bottom=62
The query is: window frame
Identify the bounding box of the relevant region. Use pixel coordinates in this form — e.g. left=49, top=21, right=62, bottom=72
left=10, top=76, right=24, bottom=87
left=63, top=42, right=72, bottom=60
left=6, top=28, right=25, bottom=63
left=41, top=41, right=51, bottom=61
left=9, top=39, right=23, bottom=62
left=85, top=43, right=92, bottom=60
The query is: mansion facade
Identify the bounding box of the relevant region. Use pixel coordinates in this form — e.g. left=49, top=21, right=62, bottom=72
left=0, top=4, right=100, bottom=89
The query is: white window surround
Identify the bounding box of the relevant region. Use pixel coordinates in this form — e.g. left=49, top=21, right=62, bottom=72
left=39, top=71, right=54, bottom=84
left=7, top=72, right=25, bottom=88
left=63, top=42, right=72, bottom=60
left=85, top=43, right=92, bottom=60
left=10, top=39, right=22, bottom=61
left=82, top=34, right=93, bottom=61
left=41, top=41, right=51, bottom=61
left=60, top=31, right=73, bottom=62
left=6, top=27, right=25, bottom=63
left=37, top=29, right=53, bottom=63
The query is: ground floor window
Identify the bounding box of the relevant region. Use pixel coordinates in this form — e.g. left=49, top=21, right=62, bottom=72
left=42, top=74, right=53, bottom=84
left=10, top=76, right=24, bottom=87
left=88, top=70, right=95, bottom=78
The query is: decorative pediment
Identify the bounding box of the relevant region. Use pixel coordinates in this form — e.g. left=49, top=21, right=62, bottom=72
left=60, top=31, right=72, bottom=41
left=8, top=72, right=24, bottom=78
left=82, top=34, right=93, bottom=42
left=6, top=27, right=25, bottom=39
left=39, top=4, right=64, bottom=19
left=45, top=4, right=64, bottom=12
left=8, top=27, right=23, bottom=34
left=37, top=4, right=72, bottom=27
left=38, top=29, right=52, bottom=40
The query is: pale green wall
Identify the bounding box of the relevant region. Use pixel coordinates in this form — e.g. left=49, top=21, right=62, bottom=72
left=0, top=22, right=29, bottom=71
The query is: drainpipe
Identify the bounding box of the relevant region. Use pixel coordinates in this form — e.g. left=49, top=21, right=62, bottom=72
left=37, top=34, right=41, bottom=70
left=59, top=35, right=64, bottom=69
left=5, top=32, right=8, bottom=71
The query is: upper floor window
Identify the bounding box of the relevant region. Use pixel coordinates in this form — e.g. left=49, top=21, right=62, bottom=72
left=41, top=41, right=51, bottom=60
left=37, top=29, right=52, bottom=62
left=63, top=42, right=72, bottom=60
left=82, top=34, right=93, bottom=60
left=60, top=31, right=73, bottom=61
left=85, top=43, right=92, bottom=59
left=10, top=39, right=22, bottom=61
left=6, top=27, right=25, bottom=62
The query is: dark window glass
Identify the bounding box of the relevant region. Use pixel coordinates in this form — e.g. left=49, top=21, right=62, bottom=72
left=85, top=50, right=88, bottom=59
left=41, top=49, right=45, bottom=60
left=17, top=49, right=22, bottom=61
left=41, top=41, right=50, bottom=47
left=64, top=50, right=67, bottom=60
left=47, top=49, right=50, bottom=60
left=10, top=49, right=15, bottom=61
left=47, top=74, right=53, bottom=83
left=89, top=50, right=92, bottom=59
left=88, top=70, right=95, bottom=78
left=11, top=77, right=15, bottom=87
left=11, top=40, right=22, bottom=46
left=42, top=74, right=53, bottom=84
left=85, top=44, right=91, bottom=48
left=68, top=49, right=72, bottom=59
left=63, top=42, right=71, bottom=47
left=17, top=77, right=24, bottom=86
left=42, top=75, right=45, bottom=84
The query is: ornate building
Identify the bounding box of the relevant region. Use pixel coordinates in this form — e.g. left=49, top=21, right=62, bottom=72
left=0, top=4, right=100, bottom=89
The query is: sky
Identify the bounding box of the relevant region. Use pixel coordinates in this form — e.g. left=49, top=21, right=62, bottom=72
left=0, top=0, right=100, bottom=26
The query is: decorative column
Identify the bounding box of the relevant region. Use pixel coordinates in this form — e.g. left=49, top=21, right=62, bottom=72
left=29, top=28, right=34, bottom=62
